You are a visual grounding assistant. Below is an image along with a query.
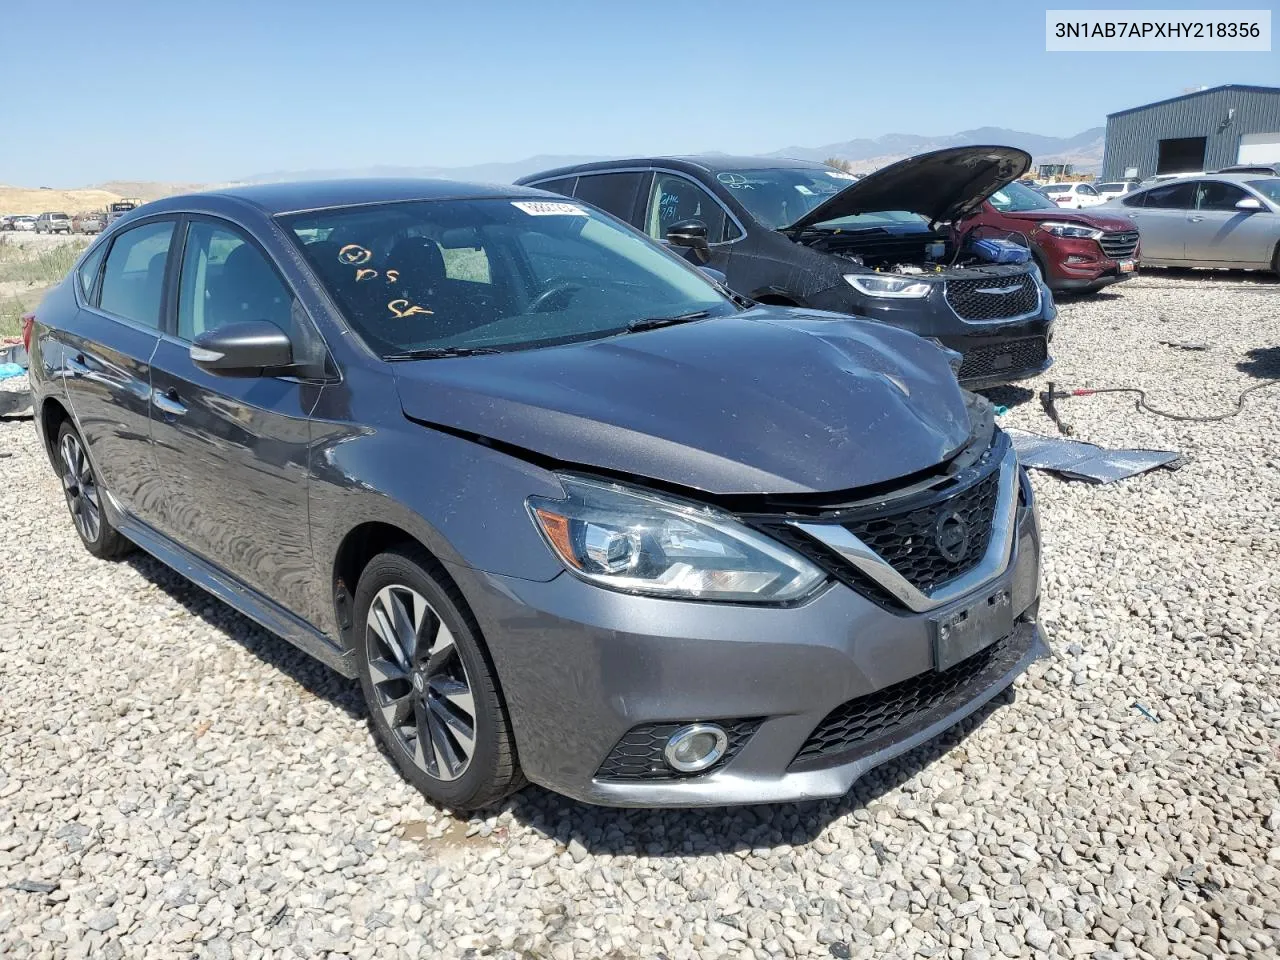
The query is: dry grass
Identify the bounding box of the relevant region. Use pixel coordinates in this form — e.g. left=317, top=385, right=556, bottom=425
left=0, top=235, right=87, bottom=337
left=0, top=185, right=123, bottom=217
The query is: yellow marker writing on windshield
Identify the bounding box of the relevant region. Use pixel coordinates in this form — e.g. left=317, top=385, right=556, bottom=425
left=338, top=244, right=372, bottom=266
left=388, top=299, right=433, bottom=318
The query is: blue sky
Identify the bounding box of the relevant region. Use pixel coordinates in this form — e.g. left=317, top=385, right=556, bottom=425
left=2, top=0, right=1277, bottom=186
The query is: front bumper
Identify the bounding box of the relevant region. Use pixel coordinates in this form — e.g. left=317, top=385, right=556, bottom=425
left=806, top=273, right=1055, bottom=390
left=453, top=496, right=1045, bottom=806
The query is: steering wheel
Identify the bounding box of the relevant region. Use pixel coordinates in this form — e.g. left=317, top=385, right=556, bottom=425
left=529, top=280, right=582, bottom=313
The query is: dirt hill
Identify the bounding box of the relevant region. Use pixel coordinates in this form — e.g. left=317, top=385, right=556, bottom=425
left=0, top=185, right=125, bottom=217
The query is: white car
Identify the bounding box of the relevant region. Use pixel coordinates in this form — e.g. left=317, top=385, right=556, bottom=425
left=9, top=216, right=36, bottom=232
left=1040, top=182, right=1107, bottom=209
left=1094, top=181, right=1140, bottom=202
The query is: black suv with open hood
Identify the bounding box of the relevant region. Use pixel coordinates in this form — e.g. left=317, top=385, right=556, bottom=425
left=517, top=146, right=1055, bottom=389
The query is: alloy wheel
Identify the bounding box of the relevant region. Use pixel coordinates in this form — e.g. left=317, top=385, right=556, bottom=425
left=59, top=432, right=101, bottom=544
left=365, top=584, right=477, bottom=781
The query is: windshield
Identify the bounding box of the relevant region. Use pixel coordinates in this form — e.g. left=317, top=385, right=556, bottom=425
left=988, top=181, right=1058, bottom=213
left=1096, top=183, right=1126, bottom=192
left=1246, top=179, right=1280, bottom=205
left=1041, top=185, right=1070, bottom=194
left=715, top=167, right=926, bottom=230
left=284, top=198, right=735, bottom=357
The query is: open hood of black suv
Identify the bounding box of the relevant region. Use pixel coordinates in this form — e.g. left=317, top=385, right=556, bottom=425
left=784, top=146, right=1032, bottom=232
left=393, top=307, right=973, bottom=496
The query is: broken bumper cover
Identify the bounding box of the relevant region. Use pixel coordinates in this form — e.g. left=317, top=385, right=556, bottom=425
left=450, top=502, right=1046, bottom=807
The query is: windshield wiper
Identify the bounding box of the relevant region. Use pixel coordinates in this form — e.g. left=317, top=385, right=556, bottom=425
left=625, top=310, right=713, bottom=333
left=382, top=346, right=502, bottom=361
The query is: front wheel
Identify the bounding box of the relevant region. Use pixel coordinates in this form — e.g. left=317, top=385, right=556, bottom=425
left=353, top=546, right=522, bottom=810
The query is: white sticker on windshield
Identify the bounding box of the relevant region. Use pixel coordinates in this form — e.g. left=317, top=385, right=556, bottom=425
left=795, top=184, right=814, bottom=195
left=826, top=171, right=858, bottom=180
left=511, top=201, right=589, bottom=217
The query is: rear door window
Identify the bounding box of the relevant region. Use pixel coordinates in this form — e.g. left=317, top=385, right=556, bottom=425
left=533, top=177, right=576, bottom=198
left=97, top=220, right=175, bottom=328
left=1142, top=182, right=1197, bottom=209
left=572, top=172, right=645, bottom=223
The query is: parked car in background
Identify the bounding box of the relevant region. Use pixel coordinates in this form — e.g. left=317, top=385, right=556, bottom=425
left=1040, top=183, right=1106, bottom=209
left=1104, top=173, right=1280, bottom=274
left=1095, top=181, right=1140, bottom=202
left=72, top=212, right=106, bottom=234
left=1215, top=163, right=1280, bottom=176
left=518, top=147, right=1057, bottom=389
left=962, top=180, right=1139, bottom=293
left=25, top=179, right=1046, bottom=809
left=35, top=212, right=72, bottom=234
left=8, top=215, right=36, bottom=232
left=105, top=199, right=143, bottom=225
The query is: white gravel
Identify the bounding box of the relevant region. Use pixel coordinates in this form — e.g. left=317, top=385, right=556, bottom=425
left=1, top=270, right=1278, bottom=960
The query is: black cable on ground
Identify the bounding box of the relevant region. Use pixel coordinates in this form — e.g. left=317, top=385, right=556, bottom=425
left=1039, top=379, right=1280, bottom=435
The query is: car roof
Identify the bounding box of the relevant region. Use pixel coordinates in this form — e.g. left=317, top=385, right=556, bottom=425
left=517, top=155, right=830, bottom=182
left=142, top=178, right=544, bottom=216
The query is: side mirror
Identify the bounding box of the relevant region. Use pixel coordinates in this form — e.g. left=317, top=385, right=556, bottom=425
left=1235, top=197, right=1265, bottom=212
left=191, top=320, right=293, bottom=377
left=698, top=265, right=728, bottom=286
left=665, top=219, right=710, bottom=263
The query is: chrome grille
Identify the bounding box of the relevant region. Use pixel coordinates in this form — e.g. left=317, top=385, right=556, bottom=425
left=1098, top=231, right=1139, bottom=259
left=944, top=276, right=1040, bottom=321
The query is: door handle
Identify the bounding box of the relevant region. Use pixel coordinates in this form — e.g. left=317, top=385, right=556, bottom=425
left=1188, top=216, right=1204, bottom=222
left=152, top=387, right=187, bottom=417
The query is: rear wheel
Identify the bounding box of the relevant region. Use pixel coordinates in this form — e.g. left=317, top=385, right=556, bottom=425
left=55, top=421, right=132, bottom=560
left=353, top=546, right=522, bottom=810
left=1272, top=242, right=1280, bottom=278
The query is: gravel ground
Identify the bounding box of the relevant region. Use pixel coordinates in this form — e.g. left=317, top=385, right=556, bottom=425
left=1, top=270, right=1278, bottom=960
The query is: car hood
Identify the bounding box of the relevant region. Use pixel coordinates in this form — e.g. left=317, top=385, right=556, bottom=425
left=784, top=146, right=1032, bottom=232
left=985, top=206, right=1136, bottom=232
left=393, top=308, right=973, bottom=496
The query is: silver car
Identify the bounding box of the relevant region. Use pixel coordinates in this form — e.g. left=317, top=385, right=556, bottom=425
left=1102, top=173, right=1280, bottom=274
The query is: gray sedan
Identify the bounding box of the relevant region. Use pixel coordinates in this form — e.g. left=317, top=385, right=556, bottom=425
left=1101, top=173, right=1280, bottom=274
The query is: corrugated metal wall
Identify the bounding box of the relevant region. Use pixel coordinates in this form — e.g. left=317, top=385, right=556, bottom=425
left=1102, top=87, right=1280, bottom=181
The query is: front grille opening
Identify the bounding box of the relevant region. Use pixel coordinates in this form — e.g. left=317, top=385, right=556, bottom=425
left=945, top=276, right=1039, bottom=321
left=790, top=627, right=1032, bottom=770
left=842, top=470, right=999, bottom=594
left=595, top=718, right=762, bottom=781
left=957, top=337, right=1048, bottom=381
left=1099, top=230, right=1140, bottom=259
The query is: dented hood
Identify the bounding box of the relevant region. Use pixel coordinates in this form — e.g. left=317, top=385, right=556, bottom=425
left=785, top=146, right=1032, bottom=231
left=392, top=308, right=972, bottom=495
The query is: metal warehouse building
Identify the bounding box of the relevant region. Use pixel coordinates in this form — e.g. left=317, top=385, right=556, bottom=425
left=1102, top=84, right=1280, bottom=181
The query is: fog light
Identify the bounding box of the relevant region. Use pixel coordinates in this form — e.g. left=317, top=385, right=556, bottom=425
left=663, top=724, right=728, bottom=773
left=1065, top=255, right=1091, bottom=265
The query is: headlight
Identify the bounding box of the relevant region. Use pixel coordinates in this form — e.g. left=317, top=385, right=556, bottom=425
left=1037, top=221, right=1103, bottom=240
left=843, top=274, right=932, bottom=298
left=527, top=476, right=825, bottom=603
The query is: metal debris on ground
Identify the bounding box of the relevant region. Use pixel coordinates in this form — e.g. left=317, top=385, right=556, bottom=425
left=1007, top=429, right=1185, bottom=484
left=1158, top=340, right=1211, bottom=351
left=8, top=879, right=59, bottom=895
left=1132, top=702, right=1160, bottom=723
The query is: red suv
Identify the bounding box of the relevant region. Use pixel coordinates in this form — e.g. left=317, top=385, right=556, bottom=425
left=959, top=181, right=1140, bottom=293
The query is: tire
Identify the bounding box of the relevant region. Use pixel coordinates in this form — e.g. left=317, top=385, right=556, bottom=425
left=353, top=545, right=522, bottom=810
left=1272, top=243, right=1280, bottom=279
left=55, top=421, right=132, bottom=560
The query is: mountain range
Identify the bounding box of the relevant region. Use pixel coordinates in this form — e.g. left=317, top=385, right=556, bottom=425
left=234, top=126, right=1106, bottom=186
